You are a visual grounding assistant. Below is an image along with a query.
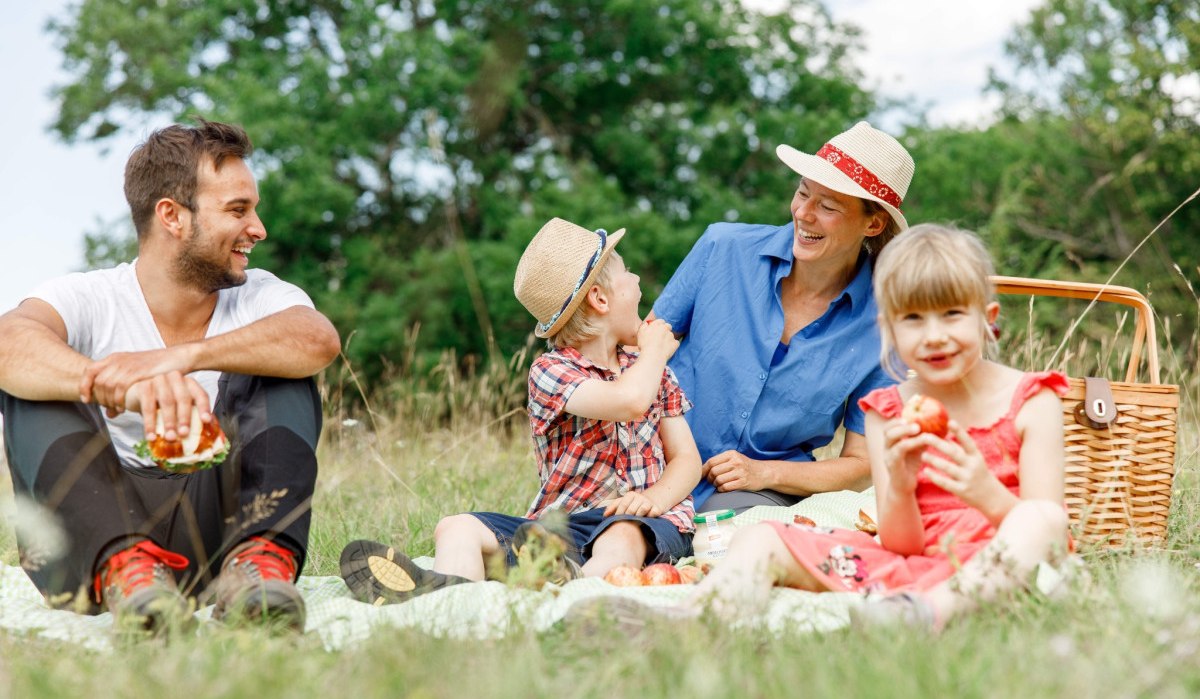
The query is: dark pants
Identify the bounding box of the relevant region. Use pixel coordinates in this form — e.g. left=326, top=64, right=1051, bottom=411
left=697, top=489, right=803, bottom=515
left=1, top=374, right=321, bottom=613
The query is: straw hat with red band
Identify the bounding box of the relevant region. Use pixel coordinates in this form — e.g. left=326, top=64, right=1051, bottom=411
left=775, top=121, right=915, bottom=231
left=514, top=217, right=627, bottom=338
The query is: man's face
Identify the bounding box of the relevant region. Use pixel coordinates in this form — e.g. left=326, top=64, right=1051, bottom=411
left=173, top=157, right=266, bottom=292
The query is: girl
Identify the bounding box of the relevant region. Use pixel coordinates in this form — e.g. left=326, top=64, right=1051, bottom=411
left=572, top=223, right=1072, bottom=630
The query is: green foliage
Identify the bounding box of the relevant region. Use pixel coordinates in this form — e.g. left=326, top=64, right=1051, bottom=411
left=48, top=0, right=875, bottom=385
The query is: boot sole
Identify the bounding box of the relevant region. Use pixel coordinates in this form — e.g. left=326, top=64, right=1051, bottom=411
left=339, top=540, right=436, bottom=606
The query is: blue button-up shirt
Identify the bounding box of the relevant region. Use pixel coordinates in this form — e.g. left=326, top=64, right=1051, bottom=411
left=652, top=222, right=895, bottom=507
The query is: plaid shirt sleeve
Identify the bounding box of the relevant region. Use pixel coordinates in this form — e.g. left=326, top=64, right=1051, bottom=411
left=659, top=365, right=692, bottom=418
left=527, top=353, right=593, bottom=436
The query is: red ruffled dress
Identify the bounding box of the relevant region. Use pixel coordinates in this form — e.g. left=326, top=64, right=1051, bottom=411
left=766, top=371, right=1069, bottom=594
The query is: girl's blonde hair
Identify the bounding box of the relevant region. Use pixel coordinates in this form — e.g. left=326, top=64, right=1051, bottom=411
left=546, top=256, right=617, bottom=349
left=873, top=223, right=998, bottom=379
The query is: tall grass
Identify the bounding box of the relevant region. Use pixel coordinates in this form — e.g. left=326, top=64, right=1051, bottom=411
left=1, top=309, right=1199, bottom=698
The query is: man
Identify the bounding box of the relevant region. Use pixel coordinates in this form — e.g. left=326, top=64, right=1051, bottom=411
left=0, top=118, right=341, bottom=633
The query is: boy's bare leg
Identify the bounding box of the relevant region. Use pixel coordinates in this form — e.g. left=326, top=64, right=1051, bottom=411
left=923, top=500, right=1068, bottom=626
left=581, top=521, right=647, bottom=578
left=685, top=523, right=825, bottom=619
left=432, top=514, right=503, bottom=581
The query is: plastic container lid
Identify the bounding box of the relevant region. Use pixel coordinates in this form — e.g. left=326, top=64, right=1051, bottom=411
left=693, top=508, right=736, bottom=523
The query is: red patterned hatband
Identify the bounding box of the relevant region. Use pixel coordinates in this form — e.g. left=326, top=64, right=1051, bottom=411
left=814, top=143, right=903, bottom=209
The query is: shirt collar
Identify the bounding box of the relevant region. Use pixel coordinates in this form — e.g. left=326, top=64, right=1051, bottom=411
left=555, top=345, right=633, bottom=375
left=760, top=223, right=875, bottom=312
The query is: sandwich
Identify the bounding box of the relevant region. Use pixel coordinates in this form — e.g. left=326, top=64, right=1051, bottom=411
left=135, top=407, right=230, bottom=473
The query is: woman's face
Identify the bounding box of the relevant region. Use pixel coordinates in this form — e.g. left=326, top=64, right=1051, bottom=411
left=789, top=178, right=886, bottom=268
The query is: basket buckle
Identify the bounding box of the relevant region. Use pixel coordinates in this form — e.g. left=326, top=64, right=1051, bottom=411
left=1074, top=376, right=1116, bottom=429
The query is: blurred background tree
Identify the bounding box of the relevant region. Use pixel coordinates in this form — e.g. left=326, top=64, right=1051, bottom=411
left=51, top=0, right=1200, bottom=387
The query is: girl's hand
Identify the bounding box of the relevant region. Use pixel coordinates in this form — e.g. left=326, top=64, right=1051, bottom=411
left=920, top=420, right=1007, bottom=510
left=881, top=418, right=932, bottom=494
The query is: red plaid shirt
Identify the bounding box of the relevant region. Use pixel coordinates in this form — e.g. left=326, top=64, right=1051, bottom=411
left=525, top=346, right=695, bottom=533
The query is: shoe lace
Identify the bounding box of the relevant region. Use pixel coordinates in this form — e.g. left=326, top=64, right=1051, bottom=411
left=226, top=537, right=298, bottom=583
left=94, top=540, right=189, bottom=604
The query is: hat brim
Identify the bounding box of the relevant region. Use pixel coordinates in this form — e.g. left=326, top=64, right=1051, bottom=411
left=534, top=227, right=627, bottom=338
left=776, top=145, right=908, bottom=231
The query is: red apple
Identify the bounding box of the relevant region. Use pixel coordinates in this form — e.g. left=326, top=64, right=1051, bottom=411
left=901, top=393, right=949, bottom=438
left=603, top=564, right=644, bottom=587
left=640, top=563, right=683, bottom=586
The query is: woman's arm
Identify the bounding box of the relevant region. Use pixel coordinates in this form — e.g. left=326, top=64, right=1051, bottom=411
left=703, top=431, right=872, bottom=496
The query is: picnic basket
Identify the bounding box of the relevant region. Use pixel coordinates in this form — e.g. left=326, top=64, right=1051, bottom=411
left=992, top=276, right=1180, bottom=549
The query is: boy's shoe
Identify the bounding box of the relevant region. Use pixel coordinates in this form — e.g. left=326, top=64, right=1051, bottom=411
left=339, top=539, right=469, bottom=606
left=849, top=592, right=938, bottom=631
left=94, top=539, right=191, bottom=635
left=511, top=520, right=582, bottom=586
left=211, top=536, right=306, bottom=631
left=562, top=595, right=698, bottom=636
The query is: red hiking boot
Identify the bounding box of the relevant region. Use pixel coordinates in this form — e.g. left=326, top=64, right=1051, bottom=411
left=94, top=540, right=191, bottom=635
left=212, top=536, right=306, bottom=631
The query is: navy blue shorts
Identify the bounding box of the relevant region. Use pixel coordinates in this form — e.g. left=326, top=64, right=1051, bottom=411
left=468, top=507, right=691, bottom=569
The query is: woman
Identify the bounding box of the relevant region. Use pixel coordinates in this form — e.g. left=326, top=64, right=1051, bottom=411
left=650, top=121, right=915, bottom=513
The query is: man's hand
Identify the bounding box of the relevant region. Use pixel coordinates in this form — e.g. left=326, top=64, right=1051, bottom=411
left=81, top=345, right=197, bottom=413
left=124, top=373, right=213, bottom=441
left=703, top=450, right=770, bottom=492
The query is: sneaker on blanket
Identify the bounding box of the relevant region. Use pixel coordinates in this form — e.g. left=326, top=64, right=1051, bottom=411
left=94, top=539, right=192, bottom=636
left=510, top=519, right=582, bottom=588
left=563, top=595, right=699, bottom=636
left=211, top=536, right=306, bottom=631
left=849, top=592, right=938, bottom=631
left=339, top=539, right=469, bottom=605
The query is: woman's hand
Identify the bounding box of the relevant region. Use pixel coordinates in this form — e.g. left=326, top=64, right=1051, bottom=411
left=921, top=420, right=1010, bottom=513
left=703, top=450, right=770, bottom=492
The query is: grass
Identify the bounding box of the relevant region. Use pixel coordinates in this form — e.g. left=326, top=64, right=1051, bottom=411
left=2, top=328, right=1200, bottom=698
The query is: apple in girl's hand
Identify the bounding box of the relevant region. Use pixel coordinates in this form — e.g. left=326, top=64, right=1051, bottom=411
left=901, top=393, right=949, bottom=438
left=640, top=563, right=683, bottom=586
left=604, top=565, right=644, bottom=587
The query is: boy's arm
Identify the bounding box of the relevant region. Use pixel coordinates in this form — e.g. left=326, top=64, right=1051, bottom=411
left=640, top=415, right=703, bottom=512
left=563, top=320, right=677, bottom=422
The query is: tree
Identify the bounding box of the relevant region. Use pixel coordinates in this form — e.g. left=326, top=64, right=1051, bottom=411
left=50, top=0, right=878, bottom=382
left=982, top=0, right=1200, bottom=356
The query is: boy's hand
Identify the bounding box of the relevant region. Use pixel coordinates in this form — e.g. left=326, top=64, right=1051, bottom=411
left=635, top=319, right=679, bottom=362
left=601, top=491, right=663, bottom=518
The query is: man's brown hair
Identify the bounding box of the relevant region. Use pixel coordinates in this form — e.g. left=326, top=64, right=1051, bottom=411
left=124, top=117, right=253, bottom=238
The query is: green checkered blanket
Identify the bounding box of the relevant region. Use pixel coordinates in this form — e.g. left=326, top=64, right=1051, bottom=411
left=0, top=489, right=875, bottom=651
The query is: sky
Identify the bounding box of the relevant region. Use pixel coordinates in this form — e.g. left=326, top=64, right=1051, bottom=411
left=0, top=0, right=1042, bottom=313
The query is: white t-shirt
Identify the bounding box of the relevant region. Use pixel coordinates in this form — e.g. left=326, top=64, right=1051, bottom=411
left=28, top=261, right=316, bottom=468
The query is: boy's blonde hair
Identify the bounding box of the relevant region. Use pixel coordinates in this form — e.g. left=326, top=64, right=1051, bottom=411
left=546, top=256, right=617, bottom=349
left=873, top=223, right=997, bottom=379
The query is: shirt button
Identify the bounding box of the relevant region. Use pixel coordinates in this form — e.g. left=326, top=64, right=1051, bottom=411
left=740, top=410, right=749, bottom=418
left=758, top=372, right=767, bottom=380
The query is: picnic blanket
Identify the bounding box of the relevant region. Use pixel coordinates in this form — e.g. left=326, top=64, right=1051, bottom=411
left=0, top=489, right=875, bottom=652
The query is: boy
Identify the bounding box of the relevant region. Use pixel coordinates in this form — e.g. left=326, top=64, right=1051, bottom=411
left=339, top=217, right=702, bottom=603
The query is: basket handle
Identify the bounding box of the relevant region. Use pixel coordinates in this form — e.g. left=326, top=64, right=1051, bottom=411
left=990, top=275, right=1160, bottom=384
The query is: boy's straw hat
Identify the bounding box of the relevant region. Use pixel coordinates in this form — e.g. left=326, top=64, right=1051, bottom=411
left=775, top=121, right=915, bottom=230
left=514, top=217, right=626, bottom=338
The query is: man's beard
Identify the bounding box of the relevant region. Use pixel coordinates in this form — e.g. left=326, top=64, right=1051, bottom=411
left=174, top=218, right=246, bottom=292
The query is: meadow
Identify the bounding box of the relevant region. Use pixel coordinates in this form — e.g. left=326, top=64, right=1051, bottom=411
left=1, top=303, right=1199, bottom=699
